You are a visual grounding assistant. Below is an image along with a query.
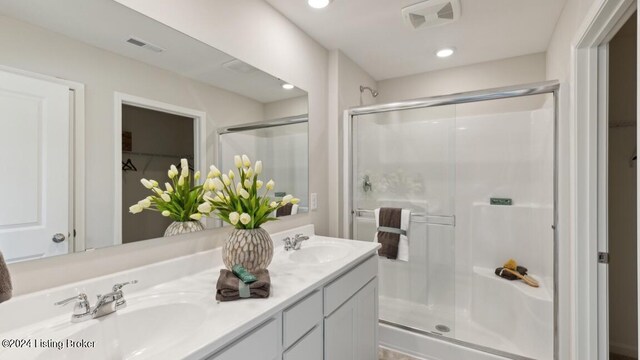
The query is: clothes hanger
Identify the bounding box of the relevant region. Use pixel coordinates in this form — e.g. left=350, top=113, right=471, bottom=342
left=122, top=158, right=137, bottom=172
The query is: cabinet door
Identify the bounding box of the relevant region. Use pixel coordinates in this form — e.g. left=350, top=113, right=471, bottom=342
left=208, top=318, right=280, bottom=360
left=283, top=324, right=323, bottom=360
left=324, top=278, right=378, bottom=360
left=354, top=278, right=378, bottom=360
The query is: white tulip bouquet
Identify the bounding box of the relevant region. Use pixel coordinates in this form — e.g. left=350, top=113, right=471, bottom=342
left=205, top=154, right=299, bottom=229
left=129, top=158, right=210, bottom=222
left=129, top=155, right=298, bottom=230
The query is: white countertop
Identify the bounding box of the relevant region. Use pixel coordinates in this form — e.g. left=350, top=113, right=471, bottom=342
left=0, top=225, right=379, bottom=359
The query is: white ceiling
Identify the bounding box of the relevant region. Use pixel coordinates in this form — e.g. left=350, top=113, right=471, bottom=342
left=0, top=0, right=306, bottom=103
left=265, top=0, right=567, bottom=80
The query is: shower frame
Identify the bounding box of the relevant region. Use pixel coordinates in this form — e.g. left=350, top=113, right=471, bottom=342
left=342, top=80, right=560, bottom=360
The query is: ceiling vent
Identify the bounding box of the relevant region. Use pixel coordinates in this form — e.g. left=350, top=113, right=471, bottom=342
left=402, top=0, right=461, bottom=30
left=222, top=59, right=258, bottom=74
left=126, top=37, right=165, bottom=53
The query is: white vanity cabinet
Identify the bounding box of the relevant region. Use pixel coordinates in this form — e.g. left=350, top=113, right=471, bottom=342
left=324, top=256, right=378, bottom=360
left=206, top=255, right=378, bottom=360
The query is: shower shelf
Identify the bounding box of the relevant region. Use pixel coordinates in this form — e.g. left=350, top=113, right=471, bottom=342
left=353, top=208, right=455, bottom=226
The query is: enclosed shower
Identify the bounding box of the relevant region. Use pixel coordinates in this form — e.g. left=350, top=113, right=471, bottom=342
left=344, top=82, right=558, bottom=360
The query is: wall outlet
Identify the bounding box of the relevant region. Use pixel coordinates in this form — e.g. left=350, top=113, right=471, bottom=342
left=310, top=193, right=318, bottom=211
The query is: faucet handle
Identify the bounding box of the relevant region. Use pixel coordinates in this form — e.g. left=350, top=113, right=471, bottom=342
left=112, top=280, right=138, bottom=292
left=282, top=237, right=292, bottom=250
left=55, top=293, right=88, bottom=306
left=55, top=293, right=91, bottom=322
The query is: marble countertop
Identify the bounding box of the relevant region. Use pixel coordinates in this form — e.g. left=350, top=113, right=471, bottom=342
left=0, top=225, right=379, bottom=359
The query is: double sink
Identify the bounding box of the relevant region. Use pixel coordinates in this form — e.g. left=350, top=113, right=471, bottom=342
left=0, top=234, right=353, bottom=360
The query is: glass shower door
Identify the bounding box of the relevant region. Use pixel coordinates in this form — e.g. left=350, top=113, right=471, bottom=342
left=351, top=104, right=457, bottom=337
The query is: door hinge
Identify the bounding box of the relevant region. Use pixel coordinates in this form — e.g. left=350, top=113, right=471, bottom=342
left=598, top=252, right=610, bottom=264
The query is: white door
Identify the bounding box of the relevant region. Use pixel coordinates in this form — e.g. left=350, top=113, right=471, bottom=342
left=0, top=69, right=70, bottom=262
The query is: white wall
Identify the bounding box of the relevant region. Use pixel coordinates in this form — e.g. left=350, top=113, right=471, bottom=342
left=328, top=50, right=378, bottom=237
left=9, top=0, right=329, bottom=295
left=545, top=0, right=601, bottom=358
left=264, top=95, right=308, bottom=120
left=376, top=53, right=547, bottom=103
left=0, top=14, right=265, bottom=252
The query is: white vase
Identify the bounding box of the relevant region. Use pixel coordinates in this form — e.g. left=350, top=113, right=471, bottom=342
left=222, top=228, right=273, bottom=272
left=164, top=221, right=204, bottom=237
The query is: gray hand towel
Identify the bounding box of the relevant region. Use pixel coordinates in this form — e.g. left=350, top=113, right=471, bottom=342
left=0, top=251, right=12, bottom=303
left=377, top=207, right=402, bottom=259
left=216, top=268, right=270, bottom=302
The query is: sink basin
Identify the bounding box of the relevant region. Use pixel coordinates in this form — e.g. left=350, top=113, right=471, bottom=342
left=1, top=293, right=209, bottom=360
left=288, top=242, right=350, bottom=264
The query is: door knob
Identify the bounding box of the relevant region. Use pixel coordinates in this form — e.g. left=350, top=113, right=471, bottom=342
left=52, top=233, right=66, bottom=243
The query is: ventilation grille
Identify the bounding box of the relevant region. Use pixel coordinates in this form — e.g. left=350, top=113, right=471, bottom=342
left=126, top=37, right=165, bottom=53
left=222, top=58, right=258, bottom=74
left=402, top=0, right=460, bottom=30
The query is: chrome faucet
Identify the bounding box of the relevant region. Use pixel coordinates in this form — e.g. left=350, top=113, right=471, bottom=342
left=55, top=280, right=138, bottom=323
left=282, top=234, right=310, bottom=251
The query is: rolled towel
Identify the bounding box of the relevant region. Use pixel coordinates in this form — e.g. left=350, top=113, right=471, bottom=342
left=0, top=251, right=12, bottom=303
left=216, top=268, right=270, bottom=302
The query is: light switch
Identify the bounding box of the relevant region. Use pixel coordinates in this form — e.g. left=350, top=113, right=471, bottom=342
left=310, top=193, right=318, bottom=211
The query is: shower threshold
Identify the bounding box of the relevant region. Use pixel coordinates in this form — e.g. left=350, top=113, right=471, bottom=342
left=379, top=319, right=536, bottom=360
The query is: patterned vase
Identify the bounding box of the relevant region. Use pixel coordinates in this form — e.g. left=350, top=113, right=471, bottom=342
left=222, top=228, right=273, bottom=272
left=164, top=221, right=205, bottom=237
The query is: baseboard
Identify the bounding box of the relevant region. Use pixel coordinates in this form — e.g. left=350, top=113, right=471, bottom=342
left=610, top=341, right=638, bottom=358
left=380, top=345, right=427, bottom=360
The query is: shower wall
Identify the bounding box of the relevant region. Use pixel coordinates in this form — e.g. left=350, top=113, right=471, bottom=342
left=454, top=98, right=554, bottom=311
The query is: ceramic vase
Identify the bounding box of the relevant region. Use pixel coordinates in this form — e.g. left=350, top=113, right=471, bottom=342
left=164, top=221, right=205, bottom=237
left=222, top=228, right=273, bottom=272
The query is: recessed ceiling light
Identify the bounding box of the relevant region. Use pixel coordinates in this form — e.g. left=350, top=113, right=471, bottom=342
left=282, top=83, right=295, bottom=90
left=436, top=48, right=455, bottom=58
left=308, top=0, right=331, bottom=9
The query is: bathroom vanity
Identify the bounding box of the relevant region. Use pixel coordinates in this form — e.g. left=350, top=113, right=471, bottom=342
left=0, top=225, right=379, bottom=360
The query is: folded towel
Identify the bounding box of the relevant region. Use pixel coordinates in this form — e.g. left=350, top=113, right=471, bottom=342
left=216, top=268, right=270, bottom=302
left=374, top=208, right=411, bottom=261
left=277, top=203, right=294, bottom=217
left=0, top=251, right=12, bottom=303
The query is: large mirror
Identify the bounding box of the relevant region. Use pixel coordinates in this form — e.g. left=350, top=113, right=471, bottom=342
left=0, top=0, right=309, bottom=263
left=218, top=116, right=310, bottom=219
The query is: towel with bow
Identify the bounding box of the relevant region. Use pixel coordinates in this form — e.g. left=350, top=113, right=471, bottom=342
left=216, top=268, right=271, bottom=301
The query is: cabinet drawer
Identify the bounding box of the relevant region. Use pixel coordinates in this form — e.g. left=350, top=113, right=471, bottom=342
left=283, top=324, right=323, bottom=360
left=209, top=318, right=279, bottom=360
left=324, top=255, right=377, bottom=316
left=283, top=290, right=322, bottom=348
